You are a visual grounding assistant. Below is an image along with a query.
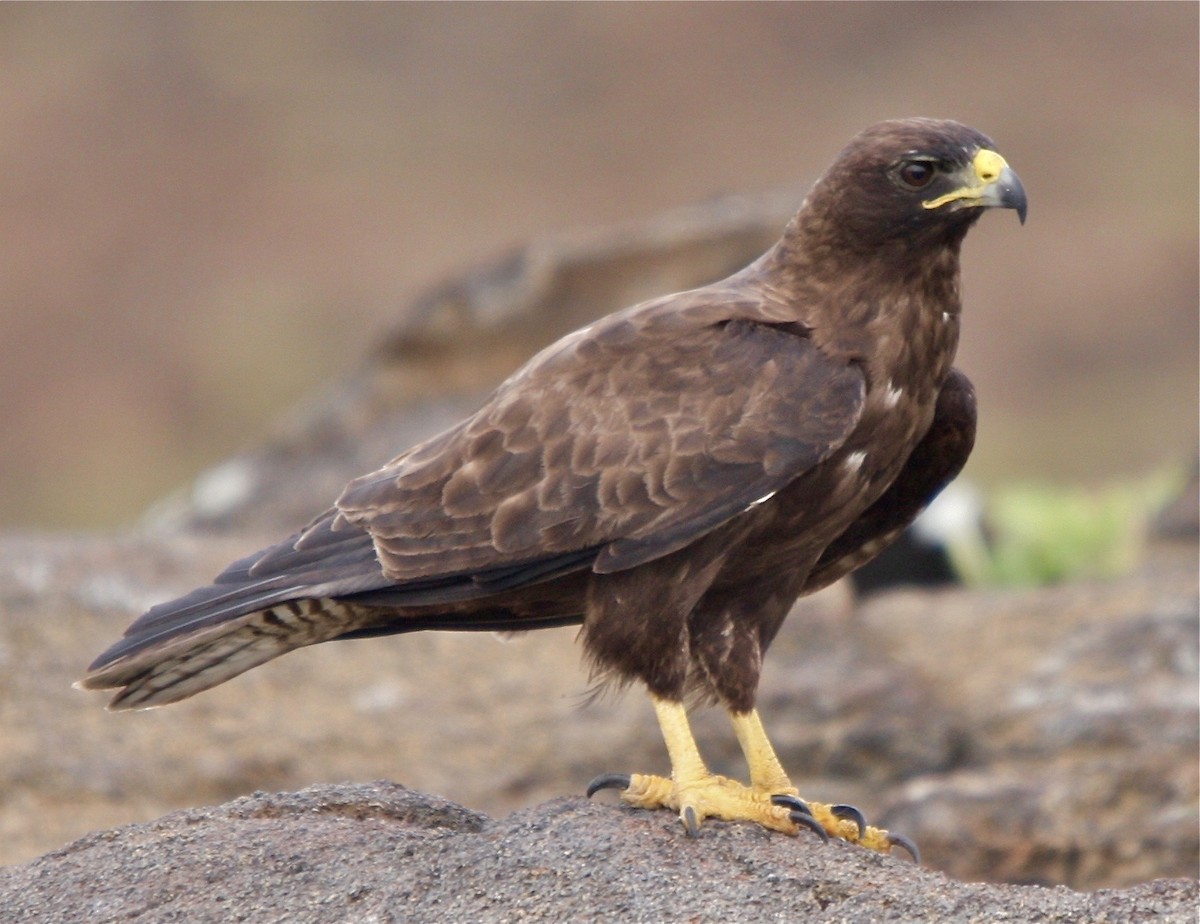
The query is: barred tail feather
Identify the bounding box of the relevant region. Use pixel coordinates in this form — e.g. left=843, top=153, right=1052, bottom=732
left=79, top=597, right=362, bottom=710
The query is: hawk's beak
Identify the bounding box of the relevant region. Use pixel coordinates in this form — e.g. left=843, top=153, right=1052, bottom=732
left=924, top=149, right=1028, bottom=224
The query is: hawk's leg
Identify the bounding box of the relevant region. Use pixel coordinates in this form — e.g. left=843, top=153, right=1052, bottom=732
left=592, top=696, right=818, bottom=838
left=588, top=696, right=918, bottom=861
left=729, top=708, right=911, bottom=857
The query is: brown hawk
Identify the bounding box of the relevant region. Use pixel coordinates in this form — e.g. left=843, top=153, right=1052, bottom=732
left=82, top=119, right=1026, bottom=859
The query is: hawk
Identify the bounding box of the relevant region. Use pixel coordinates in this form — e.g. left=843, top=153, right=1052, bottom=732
left=82, top=119, right=1026, bottom=859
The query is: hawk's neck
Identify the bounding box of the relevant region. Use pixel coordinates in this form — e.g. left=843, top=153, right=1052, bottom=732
left=750, top=234, right=964, bottom=400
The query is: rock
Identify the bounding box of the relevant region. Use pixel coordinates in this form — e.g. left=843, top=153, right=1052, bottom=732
left=1152, top=458, right=1199, bottom=541
left=0, top=782, right=1195, bottom=924
left=141, top=192, right=795, bottom=536
left=3, top=517, right=1195, bottom=892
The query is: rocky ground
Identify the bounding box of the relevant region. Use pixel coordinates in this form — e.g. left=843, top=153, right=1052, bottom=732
left=0, top=200, right=1195, bottom=919
left=1, top=783, right=1196, bottom=924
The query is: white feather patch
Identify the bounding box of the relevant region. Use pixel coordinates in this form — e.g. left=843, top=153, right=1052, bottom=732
left=746, top=489, right=777, bottom=510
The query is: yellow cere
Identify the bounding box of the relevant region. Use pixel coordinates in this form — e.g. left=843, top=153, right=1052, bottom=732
left=971, top=149, right=1008, bottom=184
left=922, top=148, right=1011, bottom=211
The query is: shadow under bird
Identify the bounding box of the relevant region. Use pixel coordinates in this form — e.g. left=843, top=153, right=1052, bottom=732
left=82, top=118, right=1027, bottom=861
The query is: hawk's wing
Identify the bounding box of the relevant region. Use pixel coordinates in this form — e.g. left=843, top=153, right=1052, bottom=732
left=804, top=368, right=976, bottom=594
left=89, top=293, right=865, bottom=677
left=321, top=296, right=866, bottom=591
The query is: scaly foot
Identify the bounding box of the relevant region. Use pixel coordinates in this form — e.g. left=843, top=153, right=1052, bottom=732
left=587, top=773, right=918, bottom=862
left=587, top=771, right=825, bottom=841
left=603, top=698, right=919, bottom=860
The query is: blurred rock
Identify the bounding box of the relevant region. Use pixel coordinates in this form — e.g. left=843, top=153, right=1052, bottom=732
left=2, top=502, right=1195, bottom=890
left=0, top=782, right=1195, bottom=924
left=141, top=192, right=794, bottom=535
left=1151, top=457, right=1199, bottom=541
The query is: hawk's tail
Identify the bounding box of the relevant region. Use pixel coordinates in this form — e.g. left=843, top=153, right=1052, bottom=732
left=78, top=596, right=362, bottom=710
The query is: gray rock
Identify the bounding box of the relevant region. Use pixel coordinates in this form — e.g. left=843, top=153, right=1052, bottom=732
left=1, top=782, right=1195, bottom=924
left=141, top=193, right=795, bottom=536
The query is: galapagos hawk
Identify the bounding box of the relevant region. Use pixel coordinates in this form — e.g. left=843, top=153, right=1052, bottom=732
left=82, top=119, right=1027, bottom=859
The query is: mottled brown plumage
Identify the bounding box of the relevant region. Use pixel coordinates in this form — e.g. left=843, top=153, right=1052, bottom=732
left=82, top=119, right=1025, bottom=855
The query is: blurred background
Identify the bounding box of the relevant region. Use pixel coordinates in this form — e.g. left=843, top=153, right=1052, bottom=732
left=0, top=2, right=1195, bottom=531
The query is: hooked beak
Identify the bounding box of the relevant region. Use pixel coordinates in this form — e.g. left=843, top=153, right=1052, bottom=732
left=924, top=148, right=1027, bottom=224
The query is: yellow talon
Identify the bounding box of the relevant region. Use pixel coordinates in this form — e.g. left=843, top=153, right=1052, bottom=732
left=586, top=695, right=917, bottom=860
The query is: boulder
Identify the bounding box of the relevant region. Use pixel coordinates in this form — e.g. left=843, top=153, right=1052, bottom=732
left=0, top=783, right=1195, bottom=924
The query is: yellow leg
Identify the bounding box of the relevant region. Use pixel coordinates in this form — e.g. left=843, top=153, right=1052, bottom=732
left=654, top=696, right=711, bottom=787
left=729, top=707, right=904, bottom=855
left=587, top=695, right=918, bottom=860
left=610, top=696, right=804, bottom=837
left=730, top=708, right=793, bottom=793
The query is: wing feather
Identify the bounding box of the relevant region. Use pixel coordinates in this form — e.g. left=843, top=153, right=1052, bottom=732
left=85, top=290, right=865, bottom=683
left=336, top=293, right=866, bottom=582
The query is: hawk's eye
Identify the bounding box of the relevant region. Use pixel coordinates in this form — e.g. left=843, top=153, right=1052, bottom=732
left=896, top=159, right=937, bottom=189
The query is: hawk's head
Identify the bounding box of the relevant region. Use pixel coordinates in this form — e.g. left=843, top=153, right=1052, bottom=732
left=801, top=118, right=1027, bottom=253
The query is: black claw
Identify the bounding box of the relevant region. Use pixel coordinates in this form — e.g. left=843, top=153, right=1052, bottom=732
left=682, top=805, right=700, bottom=837
left=586, top=773, right=631, bottom=798
left=887, top=832, right=921, bottom=864
left=771, top=794, right=813, bottom=817
left=830, top=803, right=867, bottom=838
left=789, top=811, right=830, bottom=844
